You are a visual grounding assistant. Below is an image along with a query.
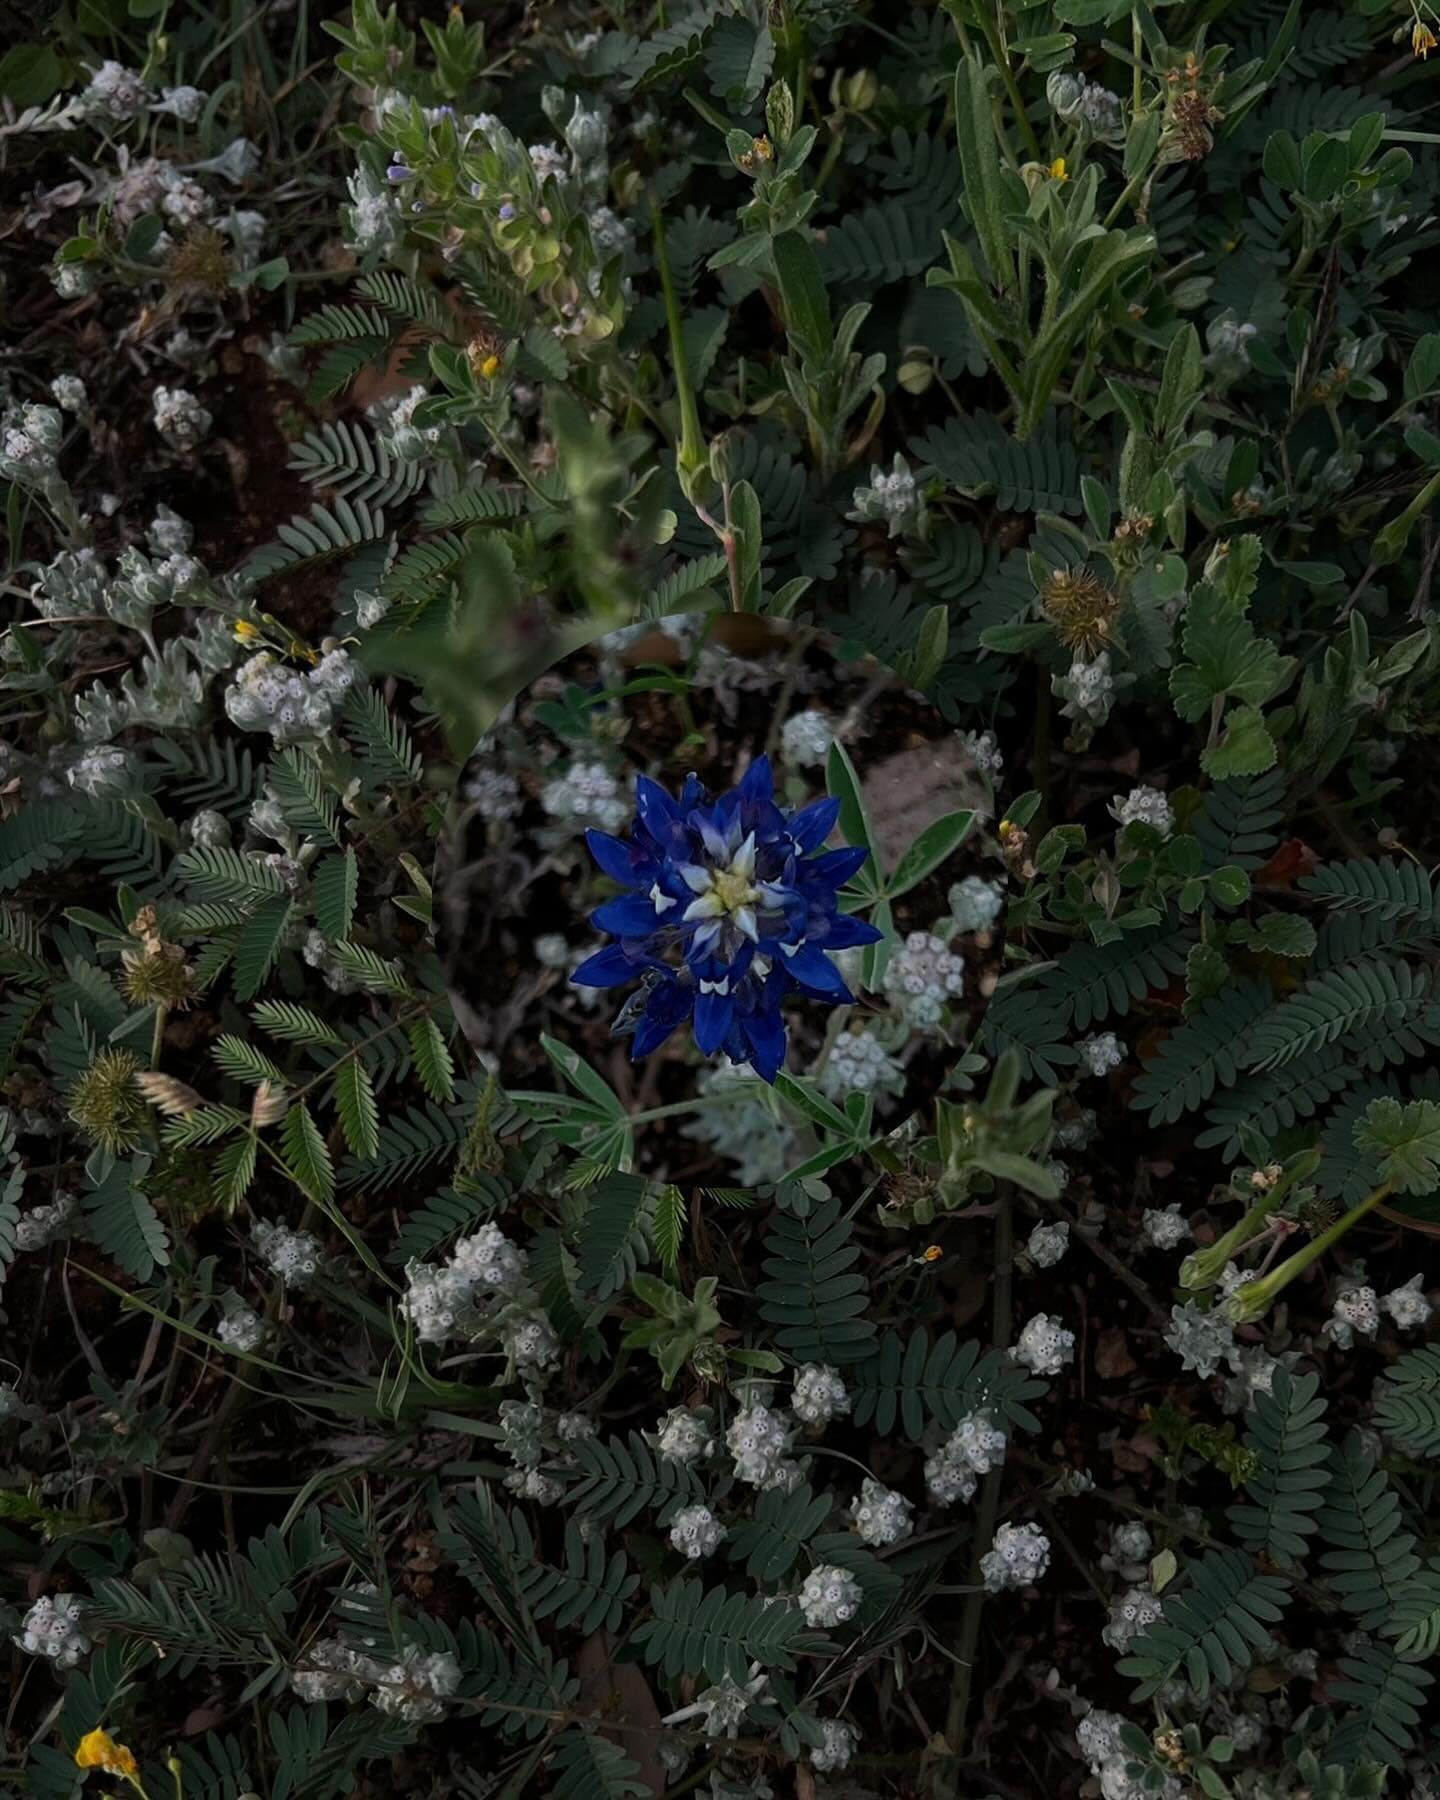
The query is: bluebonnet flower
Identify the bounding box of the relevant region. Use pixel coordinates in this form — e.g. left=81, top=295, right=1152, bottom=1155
left=571, top=756, right=881, bottom=1081
left=386, top=156, right=414, bottom=183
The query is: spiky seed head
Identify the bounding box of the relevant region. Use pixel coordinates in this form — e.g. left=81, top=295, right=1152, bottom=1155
left=68, top=1050, right=148, bottom=1153
left=1040, top=567, right=1120, bottom=656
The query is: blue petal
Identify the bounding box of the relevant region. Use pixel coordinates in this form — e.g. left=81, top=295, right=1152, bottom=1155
left=592, top=894, right=662, bottom=937
left=783, top=943, right=854, bottom=1001
left=823, top=913, right=885, bottom=949
left=571, top=944, right=640, bottom=989
left=585, top=828, right=645, bottom=887
left=805, top=844, right=870, bottom=887
left=634, top=774, right=681, bottom=843
left=631, top=980, right=692, bottom=1057
left=694, top=989, right=735, bottom=1055
left=788, top=796, right=841, bottom=853
left=741, top=1002, right=787, bottom=1083
left=738, top=754, right=774, bottom=805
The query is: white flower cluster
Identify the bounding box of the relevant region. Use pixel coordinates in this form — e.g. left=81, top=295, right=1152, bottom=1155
left=850, top=1477, right=914, bottom=1548
left=152, top=385, right=212, bottom=449
left=540, top=759, right=628, bottom=830
left=1055, top=652, right=1116, bottom=727
left=498, top=1399, right=567, bottom=1504
left=798, top=1564, right=863, bottom=1628
left=372, top=385, right=442, bottom=462
left=949, top=874, right=1004, bottom=934
left=1077, top=1032, right=1124, bottom=1077
left=252, top=1220, right=324, bottom=1286
left=677, top=1674, right=761, bottom=1737
left=465, top=767, right=522, bottom=823
left=655, top=1406, right=714, bottom=1465
left=502, top=1310, right=562, bottom=1375
left=1104, top=1522, right=1153, bottom=1577
left=1076, top=1708, right=1128, bottom=1773
left=884, top=929, right=966, bottom=1028
left=1382, top=1274, right=1433, bottom=1330
left=1222, top=1344, right=1282, bottom=1416
left=980, top=1520, right=1051, bottom=1592
left=791, top=1363, right=850, bottom=1426
left=1141, top=1204, right=1190, bottom=1249
left=68, top=746, right=137, bottom=799
left=292, top=1640, right=460, bottom=1723
left=850, top=454, right=921, bottom=537
left=1014, top=1312, right=1075, bottom=1377
left=684, top=1060, right=796, bottom=1186
left=401, top=1223, right=531, bottom=1352
left=1026, top=1221, right=1069, bottom=1268
left=1, top=402, right=63, bottom=483
left=810, top=1719, right=860, bottom=1773
left=1046, top=70, right=1124, bottom=140
left=1102, top=1584, right=1164, bottom=1651
left=217, top=1306, right=267, bottom=1353
left=15, top=1594, right=91, bottom=1668
left=1325, top=1283, right=1379, bottom=1349
left=1112, top=785, right=1174, bottom=838
left=50, top=374, right=88, bottom=415
left=13, top=1192, right=78, bottom=1251
left=924, top=1410, right=1007, bottom=1505
left=669, top=1504, right=727, bottom=1560
left=726, top=1403, right=798, bottom=1490
left=82, top=60, right=151, bottom=119
left=345, top=163, right=404, bottom=258
left=225, top=649, right=359, bottom=744
left=962, top=729, right=1004, bottom=777
left=819, top=1026, right=903, bottom=1104
left=1163, top=1300, right=1237, bottom=1379
left=780, top=708, right=834, bottom=767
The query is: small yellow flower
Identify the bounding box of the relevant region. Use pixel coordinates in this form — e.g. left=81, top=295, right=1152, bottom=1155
left=751, top=135, right=773, bottom=162
left=921, top=1244, right=943, bottom=1264
left=1048, top=157, right=1068, bottom=181
left=479, top=353, right=501, bottom=379
left=233, top=618, right=262, bottom=643
left=75, top=1729, right=139, bottom=1779
left=1414, top=19, right=1437, bottom=57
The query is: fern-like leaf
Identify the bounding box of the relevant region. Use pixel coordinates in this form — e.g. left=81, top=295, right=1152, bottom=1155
left=632, top=1577, right=819, bottom=1682
left=1226, top=1369, right=1331, bottom=1568
left=1116, top=1549, right=1289, bottom=1700
left=756, top=1198, right=876, bottom=1365
left=1373, top=1345, right=1440, bottom=1460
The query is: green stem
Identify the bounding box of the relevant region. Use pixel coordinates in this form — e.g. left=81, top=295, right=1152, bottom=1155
left=944, top=1190, right=1012, bottom=1760
left=977, top=9, right=1042, bottom=162
left=652, top=194, right=705, bottom=486
left=1227, top=1182, right=1393, bottom=1322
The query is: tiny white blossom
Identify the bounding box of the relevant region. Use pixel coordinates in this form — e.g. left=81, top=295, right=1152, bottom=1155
left=980, top=1519, right=1050, bottom=1591
left=656, top=1406, right=713, bottom=1465
left=1076, top=1709, right=1128, bottom=1772
left=1111, top=785, right=1174, bottom=838
left=217, top=1306, right=267, bottom=1353
left=252, top=1219, right=324, bottom=1286
left=82, top=60, right=151, bottom=120
left=1141, top=1204, right=1190, bottom=1250
left=949, top=874, right=1004, bottom=934
left=502, top=1310, right=561, bottom=1374
left=152, top=385, right=212, bottom=450
left=449, top=1223, right=527, bottom=1293
left=49, top=374, right=88, bottom=414
left=780, top=709, right=833, bottom=767
left=962, top=729, right=1004, bottom=777
left=1380, top=1274, right=1432, bottom=1332
left=464, top=767, right=522, bottom=822
left=1077, top=1032, right=1124, bottom=1077
left=726, top=1403, right=794, bottom=1488
left=370, top=1646, right=460, bottom=1724
left=1026, top=1221, right=1069, bottom=1268
left=791, top=1363, right=850, bottom=1427
left=669, top=1504, right=727, bottom=1560
left=884, top=928, right=965, bottom=1028
left=810, top=1719, right=860, bottom=1772
left=1014, top=1312, right=1075, bottom=1377
left=819, top=1026, right=904, bottom=1103
left=1325, top=1283, right=1379, bottom=1348
left=292, top=1639, right=366, bottom=1703
left=850, top=1477, right=914, bottom=1548
left=924, top=1411, right=1006, bottom=1505
left=1103, top=1584, right=1164, bottom=1651
left=16, top=1594, right=90, bottom=1668
left=798, top=1564, right=863, bottom=1628
left=1164, top=1301, right=1236, bottom=1379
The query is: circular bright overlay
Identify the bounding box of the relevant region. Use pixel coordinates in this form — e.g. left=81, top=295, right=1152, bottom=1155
left=437, top=614, right=1007, bottom=1191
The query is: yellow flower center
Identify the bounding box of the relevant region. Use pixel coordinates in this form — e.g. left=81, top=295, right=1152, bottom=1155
left=712, top=865, right=760, bottom=915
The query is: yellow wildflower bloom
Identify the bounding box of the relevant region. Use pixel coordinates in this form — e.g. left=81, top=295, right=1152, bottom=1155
left=232, top=619, right=262, bottom=643
left=75, top=1729, right=139, bottom=1779
left=1049, top=157, right=1068, bottom=181
left=1415, top=19, right=1437, bottom=57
